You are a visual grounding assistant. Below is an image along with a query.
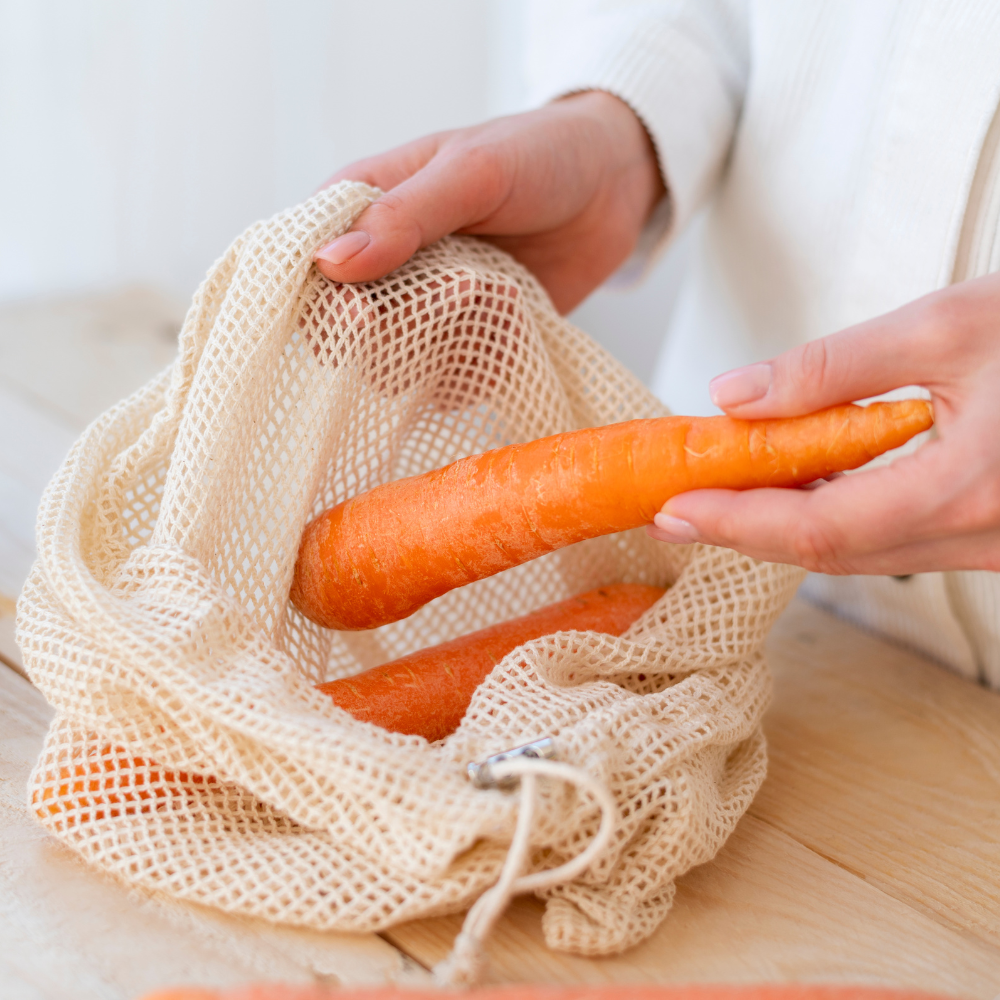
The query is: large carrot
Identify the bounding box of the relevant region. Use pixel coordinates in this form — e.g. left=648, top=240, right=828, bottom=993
left=140, top=983, right=954, bottom=1000
left=317, top=583, right=664, bottom=741
left=292, top=400, right=933, bottom=631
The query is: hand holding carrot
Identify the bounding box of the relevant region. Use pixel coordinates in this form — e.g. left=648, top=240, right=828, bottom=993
left=649, top=272, right=1000, bottom=575
left=292, top=402, right=931, bottom=631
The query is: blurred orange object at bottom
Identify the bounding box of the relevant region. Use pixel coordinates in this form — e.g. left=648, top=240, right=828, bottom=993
left=139, top=983, right=959, bottom=1000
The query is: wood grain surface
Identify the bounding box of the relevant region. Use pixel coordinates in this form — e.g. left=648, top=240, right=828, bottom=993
left=385, top=814, right=1000, bottom=995
left=758, top=600, right=1000, bottom=951
left=0, top=287, right=181, bottom=603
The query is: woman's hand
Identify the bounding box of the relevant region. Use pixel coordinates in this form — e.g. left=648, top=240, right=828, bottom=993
left=648, top=271, right=1000, bottom=575
left=313, top=92, right=665, bottom=314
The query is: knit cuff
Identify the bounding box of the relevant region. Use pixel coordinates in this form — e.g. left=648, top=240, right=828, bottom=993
left=529, top=14, right=741, bottom=280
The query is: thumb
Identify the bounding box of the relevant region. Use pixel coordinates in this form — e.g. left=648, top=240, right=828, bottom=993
left=314, top=145, right=510, bottom=285
left=706, top=295, right=940, bottom=418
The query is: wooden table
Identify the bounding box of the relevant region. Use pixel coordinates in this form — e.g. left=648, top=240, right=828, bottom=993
left=3, top=292, right=999, bottom=998
left=3, top=599, right=999, bottom=1000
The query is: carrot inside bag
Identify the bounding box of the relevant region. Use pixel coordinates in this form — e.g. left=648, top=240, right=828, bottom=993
left=33, top=745, right=216, bottom=827
left=316, top=583, right=665, bottom=741
left=292, top=400, right=933, bottom=631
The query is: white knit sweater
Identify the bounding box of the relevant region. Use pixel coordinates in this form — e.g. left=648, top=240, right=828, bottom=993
left=529, top=0, right=1000, bottom=687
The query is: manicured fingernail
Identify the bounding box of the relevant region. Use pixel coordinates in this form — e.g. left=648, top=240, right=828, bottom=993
left=651, top=513, right=700, bottom=543
left=709, top=363, right=771, bottom=409
left=315, top=230, right=370, bottom=265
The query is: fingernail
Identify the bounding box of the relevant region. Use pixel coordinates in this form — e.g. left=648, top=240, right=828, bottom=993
left=315, top=230, right=370, bottom=265
left=651, top=513, right=700, bottom=543
left=709, top=363, right=771, bottom=409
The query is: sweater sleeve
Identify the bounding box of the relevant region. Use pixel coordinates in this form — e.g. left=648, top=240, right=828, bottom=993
left=525, top=0, right=750, bottom=274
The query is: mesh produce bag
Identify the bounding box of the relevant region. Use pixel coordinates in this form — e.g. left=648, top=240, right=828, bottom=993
left=19, top=182, right=804, bottom=982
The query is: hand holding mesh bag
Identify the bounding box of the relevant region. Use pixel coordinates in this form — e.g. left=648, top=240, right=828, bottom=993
left=19, top=182, right=804, bottom=982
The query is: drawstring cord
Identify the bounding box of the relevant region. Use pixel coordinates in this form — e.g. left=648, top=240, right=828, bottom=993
left=432, top=758, right=617, bottom=988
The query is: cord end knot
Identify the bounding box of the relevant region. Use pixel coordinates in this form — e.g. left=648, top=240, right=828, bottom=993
left=432, top=929, right=489, bottom=988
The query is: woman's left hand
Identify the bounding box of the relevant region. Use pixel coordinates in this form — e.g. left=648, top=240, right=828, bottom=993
left=647, top=271, right=1000, bottom=575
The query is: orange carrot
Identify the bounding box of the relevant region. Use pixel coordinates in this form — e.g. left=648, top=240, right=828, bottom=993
left=292, top=400, right=933, bottom=631
left=317, top=583, right=664, bottom=741
left=137, top=983, right=955, bottom=1000
left=33, top=585, right=658, bottom=821
left=34, top=747, right=215, bottom=826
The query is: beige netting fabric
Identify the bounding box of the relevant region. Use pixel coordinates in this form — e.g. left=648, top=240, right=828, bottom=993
left=19, top=181, right=803, bottom=980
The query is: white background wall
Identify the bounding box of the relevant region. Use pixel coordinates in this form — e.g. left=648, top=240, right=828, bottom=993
left=0, top=0, right=685, bottom=382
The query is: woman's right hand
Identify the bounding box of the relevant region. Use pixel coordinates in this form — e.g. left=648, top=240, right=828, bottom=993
left=648, top=271, right=1000, bottom=576
left=313, top=91, right=666, bottom=314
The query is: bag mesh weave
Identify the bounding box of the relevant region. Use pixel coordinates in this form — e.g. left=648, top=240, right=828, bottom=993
left=19, top=182, right=804, bottom=959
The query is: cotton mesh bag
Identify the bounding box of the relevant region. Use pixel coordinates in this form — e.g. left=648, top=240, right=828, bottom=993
left=19, top=181, right=804, bottom=984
